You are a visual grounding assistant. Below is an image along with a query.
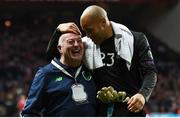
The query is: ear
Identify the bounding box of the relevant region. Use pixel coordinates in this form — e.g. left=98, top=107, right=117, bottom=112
left=101, top=18, right=106, bottom=24
left=57, top=45, right=62, bottom=54
left=100, top=18, right=106, bottom=29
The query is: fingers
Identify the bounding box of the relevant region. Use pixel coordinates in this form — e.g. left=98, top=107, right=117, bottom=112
left=106, top=86, right=117, bottom=101
left=106, top=86, right=116, bottom=101
left=96, top=86, right=118, bottom=103
left=72, top=23, right=82, bottom=36
left=96, top=87, right=110, bottom=103
left=116, top=91, right=126, bottom=102
left=127, top=94, right=145, bottom=113
left=101, top=87, right=108, bottom=92
left=122, top=96, right=130, bottom=103
left=127, top=96, right=134, bottom=105
left=68, top=23, right=81, bottom=35
left=112, top=90, right=118, bottom=101
left=97, top=90, right=109, bottom=103
left=57, top=22, right=81, bottom=35
left=97, top=86, right=131, bottom=104
left=127, top=97, right=139, bottom=112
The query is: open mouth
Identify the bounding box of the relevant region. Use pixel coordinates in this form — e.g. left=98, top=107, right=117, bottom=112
left=72, top=49, right=81, bottom=54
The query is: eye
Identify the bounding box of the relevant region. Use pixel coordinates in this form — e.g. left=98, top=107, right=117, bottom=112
left=67, top=40, right=74, bottom=45
left=77, top=39, right=82, bottom=43
left=85, top=30, right=93, bottom=37
left=85, top=28, right=93, bottom=34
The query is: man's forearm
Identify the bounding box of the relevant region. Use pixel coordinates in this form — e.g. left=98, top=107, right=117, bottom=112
left=139, top=71, right=157, bottom=102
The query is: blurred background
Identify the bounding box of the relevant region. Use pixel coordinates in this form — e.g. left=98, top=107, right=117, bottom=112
left=0, top=0, right=180, bottom=117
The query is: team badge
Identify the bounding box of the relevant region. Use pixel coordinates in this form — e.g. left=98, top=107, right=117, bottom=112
left=82, top=71, right=92, bottom=81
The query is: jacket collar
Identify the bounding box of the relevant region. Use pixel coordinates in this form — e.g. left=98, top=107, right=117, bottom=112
left=111, top=21, right=133, bottom=39
left=110, top=21, right=134, bottom=70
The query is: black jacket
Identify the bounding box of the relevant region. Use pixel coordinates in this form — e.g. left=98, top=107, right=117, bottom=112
left=130, top=31, right=157, bottom=102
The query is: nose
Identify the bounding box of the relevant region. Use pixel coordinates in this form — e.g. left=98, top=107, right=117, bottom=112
left=74, top=41, right=79, bottom=46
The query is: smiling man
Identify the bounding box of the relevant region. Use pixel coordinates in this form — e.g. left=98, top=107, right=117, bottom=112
left=21, top=32, right=96, bottom=116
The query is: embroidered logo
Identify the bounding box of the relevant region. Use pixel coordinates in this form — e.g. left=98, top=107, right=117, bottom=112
left=82, top=71, right=92, bottom=81
left=55, top=77, right=63, bottom=82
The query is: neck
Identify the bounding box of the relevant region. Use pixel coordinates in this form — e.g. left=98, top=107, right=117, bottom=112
left=60, top=58, right=81, bottom=68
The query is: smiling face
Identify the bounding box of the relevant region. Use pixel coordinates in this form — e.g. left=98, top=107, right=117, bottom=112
left=58, top=33, right=84, bottom=67
left=80, top=17, right=105, bottom=45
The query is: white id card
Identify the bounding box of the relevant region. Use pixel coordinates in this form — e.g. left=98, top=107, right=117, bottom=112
left=71, top=84, right=87, bottom=102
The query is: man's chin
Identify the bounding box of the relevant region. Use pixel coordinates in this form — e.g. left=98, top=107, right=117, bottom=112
left=71, top=57, right=83, bottom=62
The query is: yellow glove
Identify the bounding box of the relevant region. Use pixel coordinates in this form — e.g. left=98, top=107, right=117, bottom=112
left=97, top=86, right=130, bottom=103
left=96, top=86, right=118, bottom=103
left=116, top=91, right=130, bottom=103
left=96, top=87, right=109, bottom=103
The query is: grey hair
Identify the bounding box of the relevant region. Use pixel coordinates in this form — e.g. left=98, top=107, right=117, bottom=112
left=58, top=35, right=65, bottom=46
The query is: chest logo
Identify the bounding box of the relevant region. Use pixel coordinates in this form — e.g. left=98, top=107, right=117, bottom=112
left=82, top=71, right=92, bottom=81
left=55, top=77, right=63, bottom=82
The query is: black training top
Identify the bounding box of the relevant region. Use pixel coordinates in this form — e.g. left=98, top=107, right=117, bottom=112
left=94, top=31, right=157, bottom=101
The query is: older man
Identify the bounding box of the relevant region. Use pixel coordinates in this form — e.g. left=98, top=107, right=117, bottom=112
left=21, top=32, right=96, bottom=116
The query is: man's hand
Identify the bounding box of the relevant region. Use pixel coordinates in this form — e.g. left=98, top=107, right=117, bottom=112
left=127, top=93, right=145, bottom=113
left=57, top=22, right=81, bottom=36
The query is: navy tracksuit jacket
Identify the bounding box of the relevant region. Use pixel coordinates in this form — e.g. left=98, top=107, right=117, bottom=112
left=21, top=58, right=96, bottom=116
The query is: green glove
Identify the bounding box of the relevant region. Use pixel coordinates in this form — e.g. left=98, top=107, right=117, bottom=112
left=97, top=86, right=130, bottom=103
left=97, top=87, right=109, bottom=103
left=96, top=86, right=118, bottom=103
left=116, top=91, right=130, bottom=103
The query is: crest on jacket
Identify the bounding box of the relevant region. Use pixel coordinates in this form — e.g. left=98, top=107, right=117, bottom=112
left=82, top=71, right=92, bottom=81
